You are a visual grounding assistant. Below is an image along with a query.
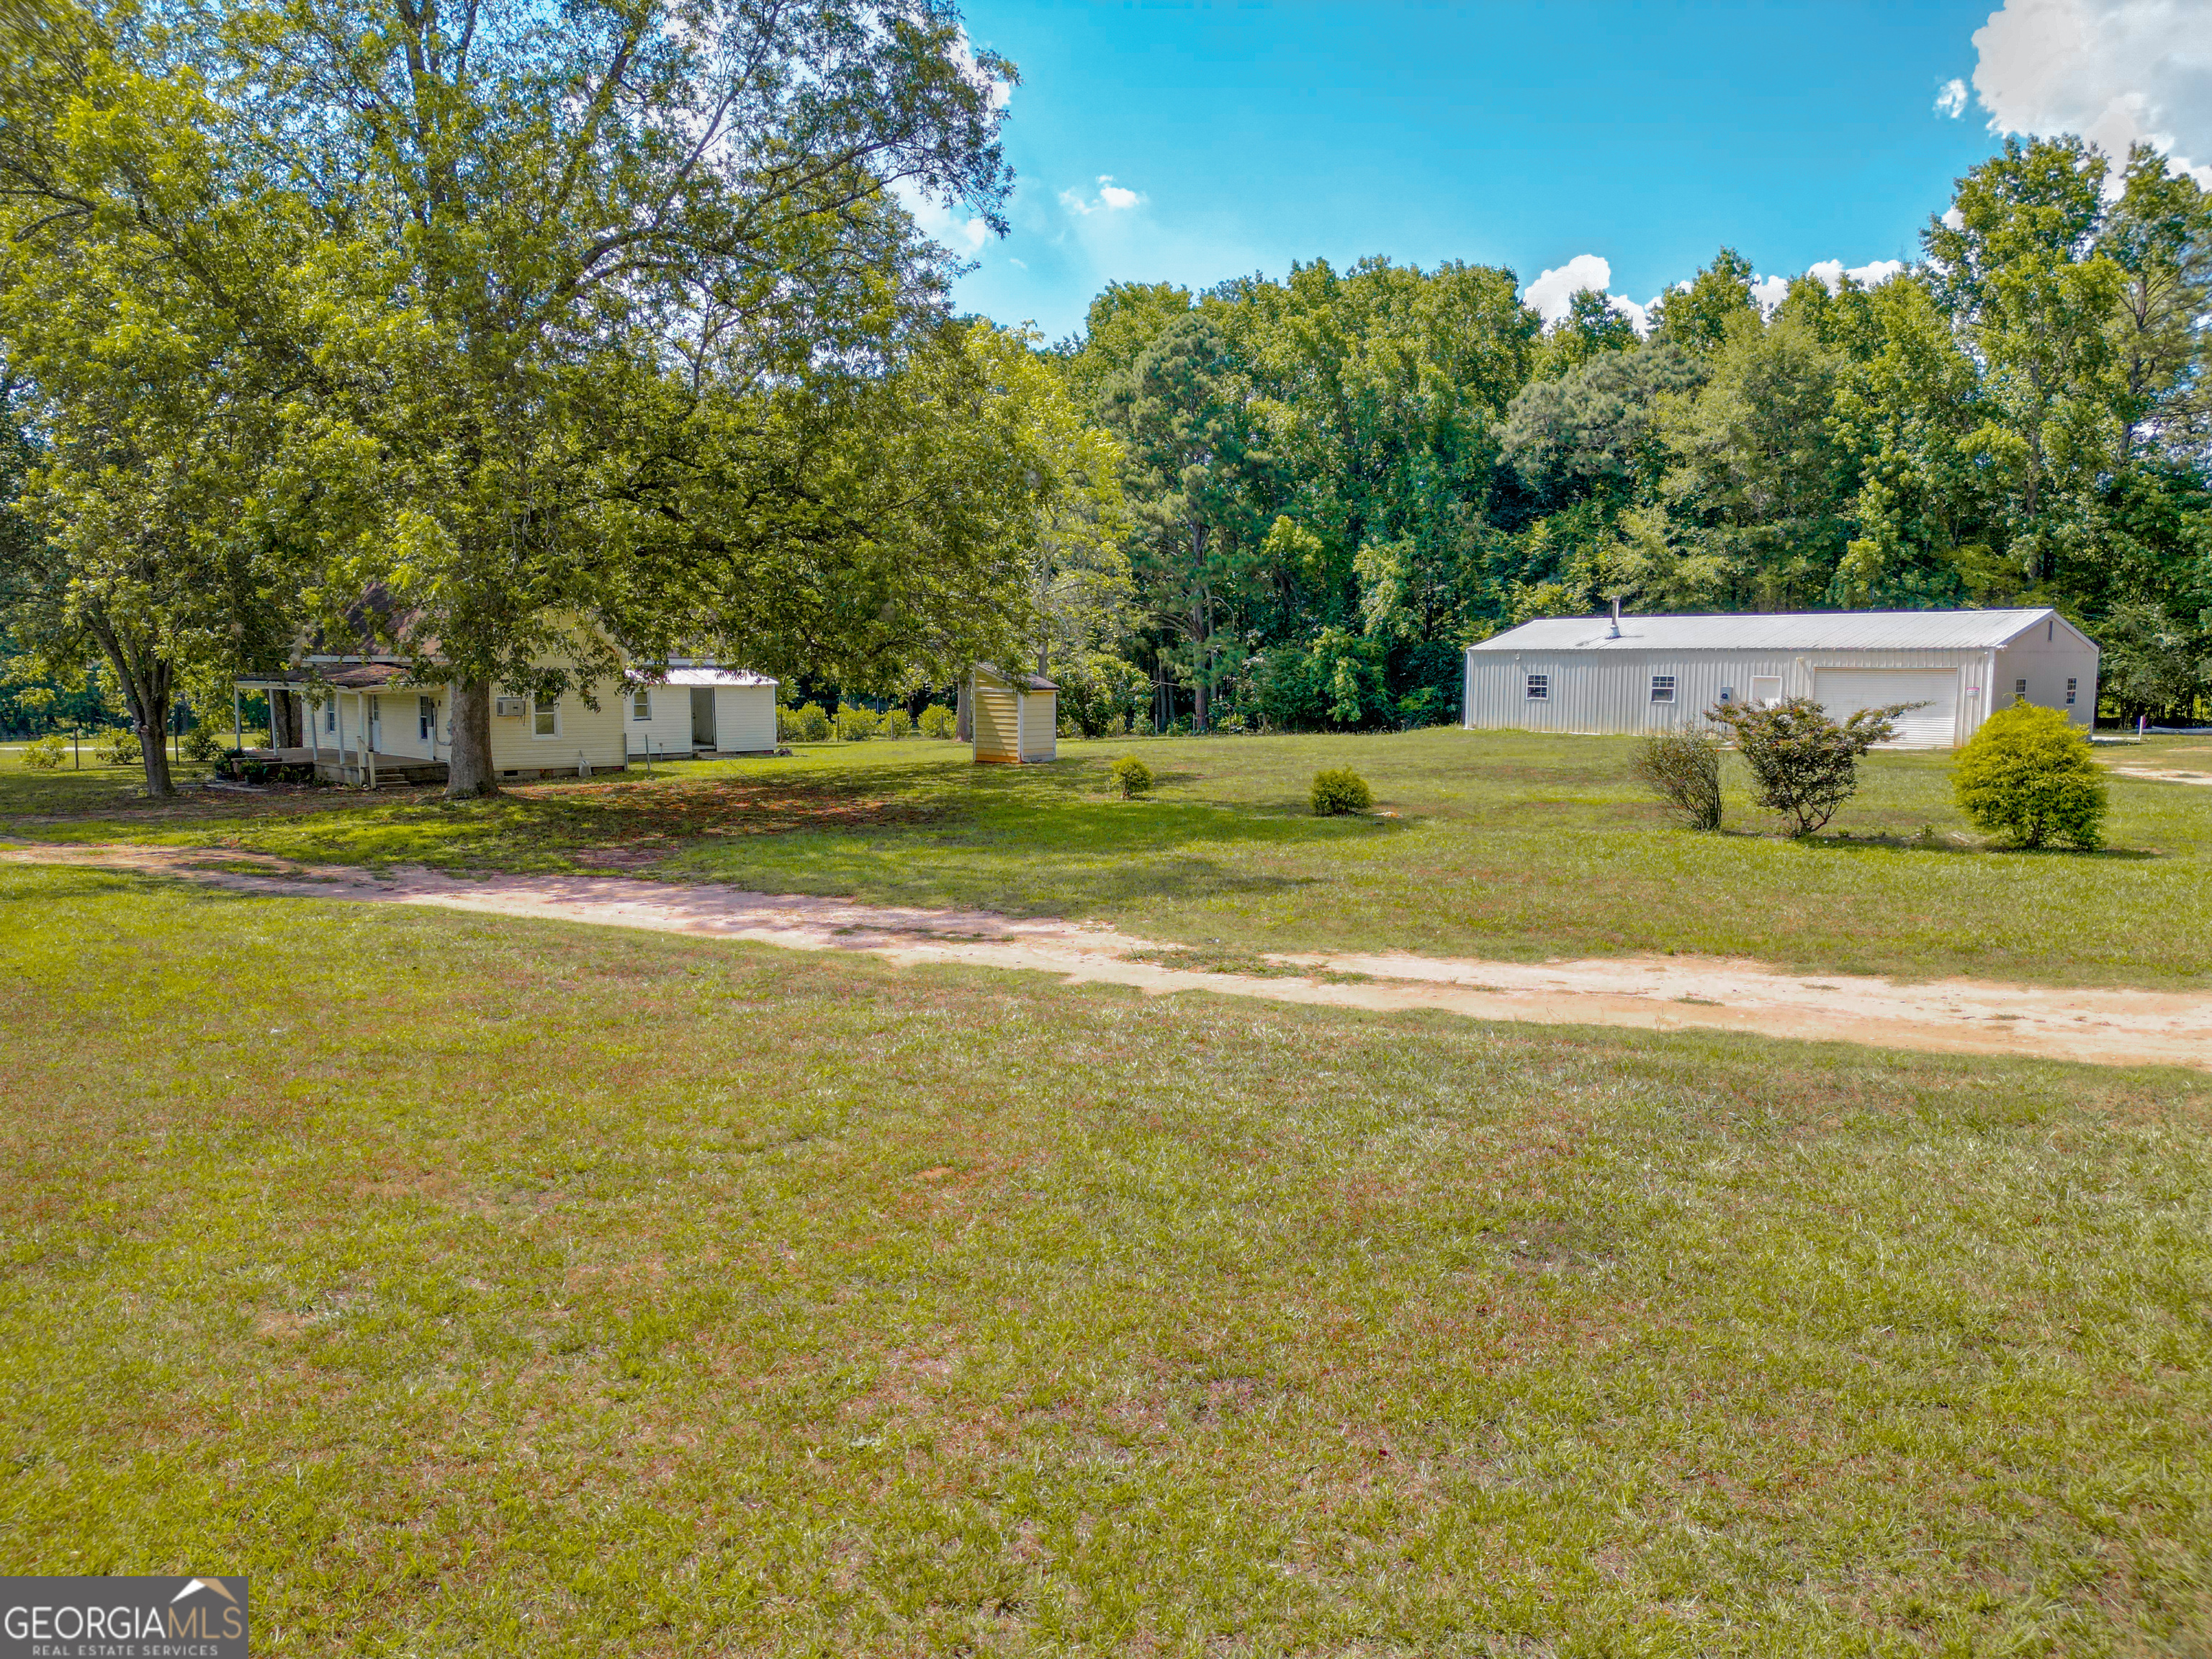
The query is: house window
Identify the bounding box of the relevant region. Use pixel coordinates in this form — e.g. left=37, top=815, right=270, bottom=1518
left=323, top=701, right=336, bottom=734
left=2066, top=678, right=2077, bottom=706
left=1650, top=674, right=1676, bottom=704
left=2015, top=678, right=2028, bottom=700
left=631, top=688, right=652, bottom=722
left=1525, top=673, right=1549, bottom=701
left=418, top=696, right=436, bottom=741
left=532, top=693, right=559, bottom=737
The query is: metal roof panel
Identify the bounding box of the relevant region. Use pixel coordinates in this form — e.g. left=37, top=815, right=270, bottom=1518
left=1468, top=608, right=2072, bottom=653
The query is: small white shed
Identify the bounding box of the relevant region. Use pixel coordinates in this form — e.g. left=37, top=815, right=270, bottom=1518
left=626, top=666, right=778, bottom=757
left=1463, top=608, right=2099, bottom=749
left=971, top=665, right=1058, bottom=764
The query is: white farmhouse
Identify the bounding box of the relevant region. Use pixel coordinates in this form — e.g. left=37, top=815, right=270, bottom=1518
left=624, top=665, right=778, bottom=759
left=1463, top=608, right=2100, bottom=748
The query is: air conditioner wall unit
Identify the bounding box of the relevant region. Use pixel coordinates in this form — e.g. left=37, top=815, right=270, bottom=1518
left=494, top=696, right=527, bottom=718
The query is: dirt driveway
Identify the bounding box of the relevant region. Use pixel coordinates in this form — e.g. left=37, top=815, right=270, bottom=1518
left=6, top=842, right=2204, bottom=1071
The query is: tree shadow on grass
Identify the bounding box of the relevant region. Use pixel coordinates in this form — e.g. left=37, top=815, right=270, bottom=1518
left=1787, top=831, right=2159, bottom=862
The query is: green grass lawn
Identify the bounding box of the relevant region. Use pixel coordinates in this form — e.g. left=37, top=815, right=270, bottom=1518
left=9, top=728, right=2212, bottom=989
left=2, top=864, right=2206, bottom=1655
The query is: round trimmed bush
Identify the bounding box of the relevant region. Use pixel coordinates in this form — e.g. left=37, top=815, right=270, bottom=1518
left=1310, top=766, right=1373, bottom=816
left=1953, top=701, right=2108, bottom=850
left=1110, top=755, right=1154, bottom=799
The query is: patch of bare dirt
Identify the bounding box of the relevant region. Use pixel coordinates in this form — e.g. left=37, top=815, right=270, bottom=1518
left=5, top=842, right=2206, bottom=1071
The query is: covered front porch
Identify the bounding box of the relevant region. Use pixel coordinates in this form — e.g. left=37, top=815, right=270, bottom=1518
left=224, top=745, right=449, bottom=787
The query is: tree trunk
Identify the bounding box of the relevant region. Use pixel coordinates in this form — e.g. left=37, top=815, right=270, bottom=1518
left=86, top=614, right=175, bottom=796
left=956, top=676, right=972, bottom=743
left=1190, top=601, right=1210, bottom=734
left=271, top=688, right=301, bottom=747
left=446, top=680, right=500, bottom=797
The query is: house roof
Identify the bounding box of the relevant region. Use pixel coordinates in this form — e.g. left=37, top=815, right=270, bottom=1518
left=644, top=667, right=777, bottom=688
left=237, top=662, right=417, bottom=691
left=974, top=664, right=1058, bottom=691
left=1468, top=608, right=2088, bottom=655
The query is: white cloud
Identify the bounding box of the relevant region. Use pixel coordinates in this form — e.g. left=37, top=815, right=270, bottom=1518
left=891, top=179, right=988, bottom=253
left=952, top=27, right=1013, bottom=112
left=1521, top=254, right=1658, bottom=335
left=1061, top=175, right=1146, bottom=217
left=1968, top=0, right=2212, bottom=183
left=1936, top=76, right=1970, bottom=117
left=1804, top=257, right=1909, bottom=292
left=1749, top=274, right=1791, bottom=313
left=1523, top=253, right=1613, bottom=325
left=1943, top=206, right=1966, bottom=230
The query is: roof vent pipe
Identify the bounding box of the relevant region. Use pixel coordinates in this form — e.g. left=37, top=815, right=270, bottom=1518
left=1609, top=597, right=1621, bottom=639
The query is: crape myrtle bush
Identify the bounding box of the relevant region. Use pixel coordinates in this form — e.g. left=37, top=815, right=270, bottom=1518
left=1953, top=701, right=2108, bottom=850
left=1310, top=767, right=1374, bottom=816
left=20, top=733, right=66, bottom=770
left=1629, top=727, right=1725, bottom=830
left=832, top=705, right=878, bottom=742
left=1707, top=696, right=1910, bottom=836
left=918, top=704, right=957, bottom=739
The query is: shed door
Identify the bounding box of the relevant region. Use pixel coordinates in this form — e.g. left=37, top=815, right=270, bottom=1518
left=691, top=687, right=716, bottom=748
left=1810, top=669, right=1959, bottom=748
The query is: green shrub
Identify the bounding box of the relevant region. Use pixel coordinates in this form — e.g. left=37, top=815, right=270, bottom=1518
left=1110, top=756, right=1154, bottom=799
left=918, top=704, right=957, bottom=739
left=1953, top=701, right=2108, bottom=850
left=833, top=704, right=877, bottom=742
left=881, top=708, right=912, bottom=739
left=1310, top=767, right=1373, bottom=816
left=180, top=723, right=228, bottom=763
left=1708, top=695, right=1914, bottom=835
left=1629, top=728, right=1724, bottom=831
left=783, top=702, right=831, bottom=743
left=95, top=728, right=142, bottom=766
left=20, top=734, right=67, bottom=770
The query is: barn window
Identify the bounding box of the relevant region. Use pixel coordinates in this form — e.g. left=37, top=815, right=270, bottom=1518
left=532, top=693, right=559, bottom=737
left=2066, top=678, right=2077, bottom=705
left=2015, top=678, right=2028, bottom=700
left=631, top=688, right=652, bottom=721
left=1525, top=673, right=1549, bottom=701
left=1650, top=675, right=1676, bottom=704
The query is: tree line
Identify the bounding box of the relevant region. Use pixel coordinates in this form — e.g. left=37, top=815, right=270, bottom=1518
left=1049, top=136, right=2210, bottom=735
left=1, top=0, right=2205, bottom=801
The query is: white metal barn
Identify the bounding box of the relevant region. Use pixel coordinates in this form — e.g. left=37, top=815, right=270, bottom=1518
left=626, top=666, right=778, bottom=758
left=1463, top=608, right=2099, bottom=749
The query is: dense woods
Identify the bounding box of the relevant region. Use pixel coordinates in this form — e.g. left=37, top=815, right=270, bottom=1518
left=1046, top=137, right=2212, bottom=734
left=1, top=0, right=2207, bottom=790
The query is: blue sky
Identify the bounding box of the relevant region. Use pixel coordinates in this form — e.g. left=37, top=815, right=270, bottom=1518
left=923, top=0, right=2209, bottom=341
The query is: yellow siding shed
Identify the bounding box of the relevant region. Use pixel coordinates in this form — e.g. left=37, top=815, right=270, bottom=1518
left=971, top=665, right=1058, bottom=764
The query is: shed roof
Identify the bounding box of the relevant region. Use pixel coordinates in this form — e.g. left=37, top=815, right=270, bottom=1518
left=1468, top=608, right=2086, bottom=655
left=974, top=663, right=1058, bottom=691
left=644, top=667, right=777, bottom=688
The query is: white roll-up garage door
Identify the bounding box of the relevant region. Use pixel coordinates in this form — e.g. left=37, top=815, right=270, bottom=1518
left=1810, top=669, right=1960, bottom=748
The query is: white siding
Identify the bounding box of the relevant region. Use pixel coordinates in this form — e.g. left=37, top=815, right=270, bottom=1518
left=1992, top=615, right=2100, bottom=727
left=1464, top=646, right=2006, bottom=747
left=488, top=689, right=627, bottom=774
left=708, top=685, right=778, bottom=753
left=625, top=685, right=696, bottom=758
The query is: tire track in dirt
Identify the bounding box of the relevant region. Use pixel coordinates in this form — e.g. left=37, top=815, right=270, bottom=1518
left=5, top=842, right=2204, bottom=1071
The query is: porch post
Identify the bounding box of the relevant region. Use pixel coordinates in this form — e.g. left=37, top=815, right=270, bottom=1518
left=334, top=692, right=346, bottom=783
